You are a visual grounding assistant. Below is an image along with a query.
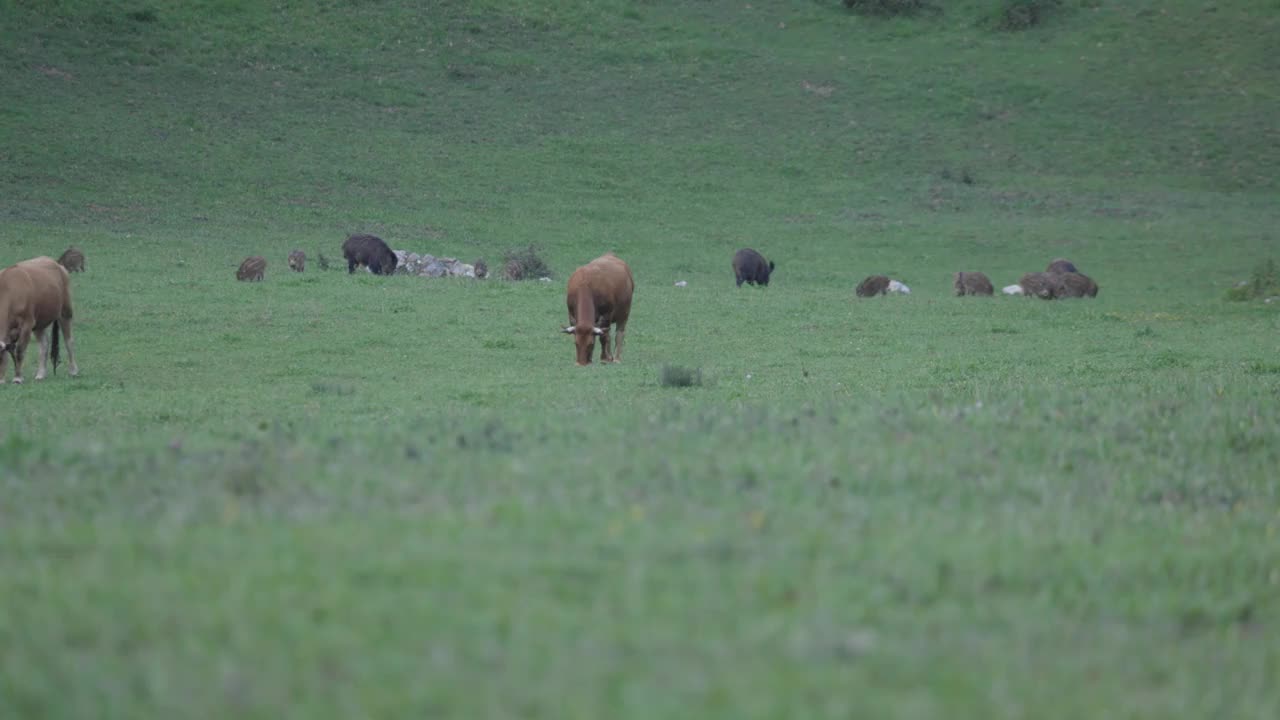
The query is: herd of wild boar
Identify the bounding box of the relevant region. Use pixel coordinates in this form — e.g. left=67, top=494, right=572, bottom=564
left=1, top=233, right=1101, bottom=380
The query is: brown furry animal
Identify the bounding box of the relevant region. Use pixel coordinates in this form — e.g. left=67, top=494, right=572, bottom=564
left=1057, top=272, right=1099, bottom=298
left=0, top=256, right=78, bottom=384
left=732, top=248, right=775, bottom=287
left=57, top=247, right=85, bottom=273
left=342, top=234, right=398, bottom=276
left=288, top=250, right=306, bottom=273
left=1046, top=258, right=1078, bottom=274
left=474, top=259, right=489, bottom=279
left=237, top=256, right=266, bottom=282
left=562, top=253, right=635, bottom=366
left=953, top=271, right=994, bottom=296
left=856, top=275, right=891, bottom=297
left=1019, top=272, right=1065, bottom=299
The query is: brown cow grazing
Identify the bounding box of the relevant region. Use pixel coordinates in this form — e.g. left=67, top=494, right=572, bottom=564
left=1019, top=272, right=1065, bottom=299
left=1058, top=272, right=1099, bottom=298
left=855, top=275, right=891, bottom=297
left=953, top=271, right=994, bottom=296
left=58, top=247, right=85, bottom=273
left=732, top=248, right=775, bottom=287
left=0, top=256, right=79, bottom=384
left=237, top=256, right=266, bottom=282
left=342, top=234, right=398, bottom=275
left=288, top=249, right=306, bottom=273
left=1046, top=258, right=1078, bottom=274
left=562, top=253, right=634, bottom=366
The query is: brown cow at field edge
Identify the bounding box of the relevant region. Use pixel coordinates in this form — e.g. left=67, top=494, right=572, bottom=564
left=562, top=253, right=634, bottom=366
left=0, top=256, right=79, bottom=384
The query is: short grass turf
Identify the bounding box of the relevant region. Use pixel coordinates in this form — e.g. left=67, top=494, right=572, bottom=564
left=2, top=1, right=1279, bottom=718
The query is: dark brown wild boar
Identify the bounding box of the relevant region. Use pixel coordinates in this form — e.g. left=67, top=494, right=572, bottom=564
left=57, top=247, right=85, bottom=273
left=732, top=248, right=775, bottom=287
left=1019, top=272, right=1064, bottom=299
left=288, top=249, right=306, bottom=272
left=1057, top=272, right=1098, bottom=298
left=1046, top=258, right=1078, bottom=274
left=237, top=256, right=266, bottom=282
left=953, top=271, right=994, bottom=296
left=342, top=234, right=398, bottom=276
left=856, top=275, right=891, bottom=297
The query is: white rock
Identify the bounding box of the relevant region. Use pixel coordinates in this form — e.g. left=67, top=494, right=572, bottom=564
left=674, top=280, right=688, bottom=287
left=1002, top=284, right=1024, bottom=295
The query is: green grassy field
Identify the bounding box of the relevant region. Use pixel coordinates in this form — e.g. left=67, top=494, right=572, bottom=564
left=2, top=0, right=1279, bottom=717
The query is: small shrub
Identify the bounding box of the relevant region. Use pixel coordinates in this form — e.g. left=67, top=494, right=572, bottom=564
left=1225, top=258, right=1279, bottom=301
left=660, top=365, right=704, bottom=388
left=940, top=167, right=976, bottom=184
left=502, top=244, right=552, bottom=281
left=126, top=8, right=158, bottom=23
left=317, top=252, right=331, bottom=271
left=842, top=0, right=934, bottom=16
left=990, top=0, right=1062, bottom=31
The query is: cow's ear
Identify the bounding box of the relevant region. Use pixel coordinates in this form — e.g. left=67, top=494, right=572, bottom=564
left=592, top=327, right=605, bottom=336
left=562, top=326, right=575, bottom=334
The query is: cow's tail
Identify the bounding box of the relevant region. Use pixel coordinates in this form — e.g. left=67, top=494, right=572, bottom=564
left=51, top=320, right=61, bottom=375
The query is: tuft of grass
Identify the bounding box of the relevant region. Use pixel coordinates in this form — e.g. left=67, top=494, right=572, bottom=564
left=842, top=0, right=935, bottom=17
left=316, top=252, right=332, bottom=271
left=1225, top=258, right=1279, bottom=301
left=659, top=364, right=704, bottom=388
left=989, top=0, right=1064, bottom=31
left=2, top=1, right=1280, bottom=717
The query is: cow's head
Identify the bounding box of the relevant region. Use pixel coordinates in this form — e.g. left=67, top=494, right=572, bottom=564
left=562, top=325, right=604, bottom=366
left=0, top=319, right=18, bottom=354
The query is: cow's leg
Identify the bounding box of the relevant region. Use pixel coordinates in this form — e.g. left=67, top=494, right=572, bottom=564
left=599, top=329, right=613, bottom=363
left=33, top=329, right=50, bottom=381
left=11, top=335, right=28, bottom=384
left=612, top=322, right=626, bottom=363
left=60, top=318, right=79, bottom=377
left=0, top=348, right=8, bottom=383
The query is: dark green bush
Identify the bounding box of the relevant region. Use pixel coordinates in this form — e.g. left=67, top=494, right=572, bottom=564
left=991, top=0, right=1063, bottom=31
left=659, top=365, right=704, bottom=388
left=1225, top=259, right=1279, bottom=301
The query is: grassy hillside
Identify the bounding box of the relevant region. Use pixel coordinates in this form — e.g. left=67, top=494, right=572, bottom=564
left=2, top=1, right=1279, bottom=718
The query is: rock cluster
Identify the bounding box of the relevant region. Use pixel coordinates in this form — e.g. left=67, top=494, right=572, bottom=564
left=392, top=250, right=479, bottom=279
